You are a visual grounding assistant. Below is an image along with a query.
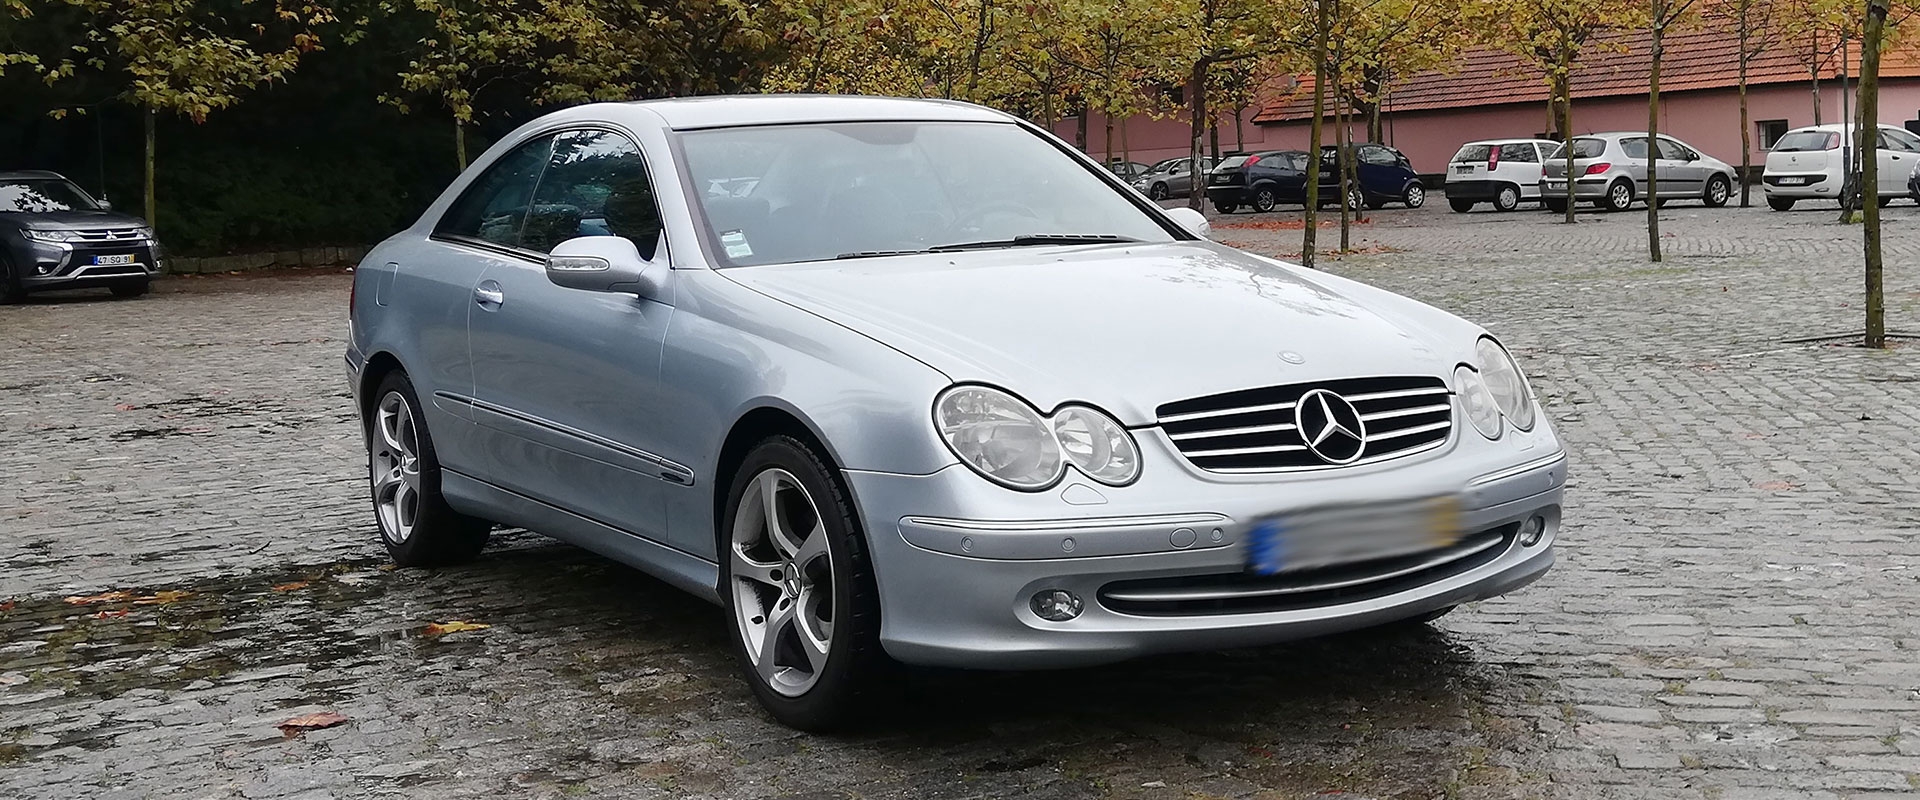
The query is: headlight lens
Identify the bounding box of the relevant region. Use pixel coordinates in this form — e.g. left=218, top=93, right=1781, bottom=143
left=1052, top=405, right=1140, bottom=485
left=935, top=387, right=1063, bottom=489
left=1475, top=337, right=1536, bottom=430
left=1454, top=365, right=1503, bottom=440
left=22, top=229, right=76, bottom=243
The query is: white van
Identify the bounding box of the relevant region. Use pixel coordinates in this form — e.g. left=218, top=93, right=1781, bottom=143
left=1445, top=139, right=1562, bottom=212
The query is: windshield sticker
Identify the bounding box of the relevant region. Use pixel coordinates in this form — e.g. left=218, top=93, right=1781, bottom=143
left=720, top=230, right=753, bottom=259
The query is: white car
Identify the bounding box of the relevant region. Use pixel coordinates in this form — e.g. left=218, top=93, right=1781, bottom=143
left=1762, top=123, right=1920, bottom=210
left=1445, top=139, right=1562, bottom=212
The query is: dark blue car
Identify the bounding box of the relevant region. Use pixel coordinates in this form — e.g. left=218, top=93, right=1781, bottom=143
left=1208, top=144, right=1425, bottom=213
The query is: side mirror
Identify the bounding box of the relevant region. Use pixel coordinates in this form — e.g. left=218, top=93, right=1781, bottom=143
left=1165, top=207, right=1211, bottom=240
left=98, top=199, right=113, bottom=211
left=545, top=235, right=662, bottom=296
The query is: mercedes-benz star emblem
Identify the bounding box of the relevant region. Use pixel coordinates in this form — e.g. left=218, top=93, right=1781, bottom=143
left=1294, top=389, right=1367, bottom=464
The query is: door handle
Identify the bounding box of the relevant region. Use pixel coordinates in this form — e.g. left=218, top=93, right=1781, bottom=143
left=474, top=282, right=504, bottom=308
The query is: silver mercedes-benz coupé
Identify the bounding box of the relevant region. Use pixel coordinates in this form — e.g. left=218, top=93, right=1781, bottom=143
left=345, top=95, right=1566, bottom=730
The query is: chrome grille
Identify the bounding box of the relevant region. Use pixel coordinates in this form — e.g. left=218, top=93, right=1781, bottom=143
left=71, top=228, right=147, bottom=242
left=1157, top=376, right=1452, bottom=472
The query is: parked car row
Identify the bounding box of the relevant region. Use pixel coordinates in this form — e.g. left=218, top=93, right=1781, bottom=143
left=1205, top=144, right=1426, bottom=213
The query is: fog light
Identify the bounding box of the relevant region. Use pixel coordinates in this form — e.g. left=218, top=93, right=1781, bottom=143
left=1029, top=589, right=1083, bottom=622
left=36, top=263, right=54, bottom=275
left=1519, top=515, right=1546, bottom=547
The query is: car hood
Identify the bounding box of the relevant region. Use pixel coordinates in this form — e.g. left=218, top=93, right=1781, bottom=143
left=723, top=242, right=1473, bottom=426
left=5, top=210, right=148, bottom=230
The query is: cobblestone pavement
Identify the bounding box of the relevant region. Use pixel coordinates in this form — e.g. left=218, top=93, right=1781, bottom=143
left=4, top=197, right=1920, bottom=799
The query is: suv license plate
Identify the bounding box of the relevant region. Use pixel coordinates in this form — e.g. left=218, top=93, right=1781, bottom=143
left=1245, top=495, right=1463, bottom=576
left=92, top=254, right=136, bottom=266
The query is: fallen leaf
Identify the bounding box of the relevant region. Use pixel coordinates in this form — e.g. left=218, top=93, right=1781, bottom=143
left=422, top=621, right=491, bottom=637
left=1753, top=480, right=1799, bottom=491
left=272, top=581, right=311, bottom=593
left=278, top=711, right=349, bottom=736
left=93, top=609, right=130, bottom=619
left=0, top=600, right=14, bottom=613
left=113, top=402, right=138, bottom=411
left=133, top=590, right=193, bottom=605
left=64, top=591, right=131, bottom=606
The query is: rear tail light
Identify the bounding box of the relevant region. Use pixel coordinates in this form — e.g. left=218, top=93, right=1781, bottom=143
left=1244, top=155, right=1261, bottom=168
left=1825, top=133, right=1841, bottom=150
left=1583, top=162, right=1612, bottom=176
left=1488, top=148, right=1500, bottom=169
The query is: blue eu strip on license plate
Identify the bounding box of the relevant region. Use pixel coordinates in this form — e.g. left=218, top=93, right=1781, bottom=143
left=1247, top=519, right=1288, bottom=576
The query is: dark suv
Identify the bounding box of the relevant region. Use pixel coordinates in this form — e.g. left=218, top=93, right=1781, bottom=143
left=1208, top=144, right=1425, bottom=213
left=0, top=171, right=160, bottom=301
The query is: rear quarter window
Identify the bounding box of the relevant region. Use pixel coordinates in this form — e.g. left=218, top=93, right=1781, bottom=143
left=1452, top=144, right=1492, bottom=163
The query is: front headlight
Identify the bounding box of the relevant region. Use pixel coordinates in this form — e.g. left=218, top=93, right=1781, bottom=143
left=21, top=229, right=76, bottom=243
left=1454, top=365, right=1503, bottom=440
left=935, top=387, right=1140, bottom=489
left=1052, top=405, right=1140, bottom=485
left=1475, top=337, right=1536, bottom=430
left=936, top=386, right=1063, bottom=489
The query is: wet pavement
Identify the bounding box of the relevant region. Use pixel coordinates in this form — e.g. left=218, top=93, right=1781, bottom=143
left=5, top=202, right=1920, bottom=798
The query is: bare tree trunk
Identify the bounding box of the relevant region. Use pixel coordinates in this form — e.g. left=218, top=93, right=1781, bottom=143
left=1811, top=28, right=1824, bottom=125
left=455, top=117, right=468, bottom=170
left=1339, top=95, right=1351, bottom=251
left=1188, top=61, right=1210, bottom=211
left=1648, top=10, right=1664, bottom=262
left=1234, top=107, right=1243, bottom=152
left=964, top=0, right=992, bottom=99
left=1738, top=0, right=1752, bottom=206
left=1558, top=53, right=1577, bottom=223
left=1104, top=112, right=1114, bottom=166
left=143, top=108, right=156, bottom=230
left=1209, top=118, right=1219, bottom=160
left=1303, top=7, right=1329, bottom=268
left=1075, top=97, right=1088, bottom=151
left=1863, top=0, right=1888, bottom=347
left=1121, top=115, right=1131, bottom=164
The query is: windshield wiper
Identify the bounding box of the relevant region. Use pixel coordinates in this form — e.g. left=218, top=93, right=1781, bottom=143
left=928, top=234, right=1142, bottom=252
left=834, top=249, right=931, bottom=260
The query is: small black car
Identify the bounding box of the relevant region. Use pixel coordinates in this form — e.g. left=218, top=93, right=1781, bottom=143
left=1, top=171, right=160, bottom=302
left=1208, top=144, right=1425, bottom=213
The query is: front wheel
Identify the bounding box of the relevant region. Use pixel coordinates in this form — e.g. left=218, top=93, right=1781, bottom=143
left=1703, top=175, right=1731, bottom=207
left=1213, top=201, right=1238, bottom=214
left=1767, top=196, right=1796, bottom=211
left=721, top=436, right=887, bottom=731
left=1402, top=183, right=1426, bottom=208
left=367, top=372, right=491, bottom=566
left=1148, top=183, right=1169, bottom=201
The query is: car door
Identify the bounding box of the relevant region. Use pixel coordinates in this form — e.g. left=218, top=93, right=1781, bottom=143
left=1166, top=160, right=1192, bottom=195
left=1876, top=129, right=1920, bottom=195
left=1272, top=153, right=1311, bottom=201
left=1655, top=138, right=1705, bottom=197
left=407, top=133, right=558, bottom=473
left=1500, top=142, right=1542, bottom=197
left=464, top=128, right=681, bottom=544
left=1619, top=137, right=1652, bottom=193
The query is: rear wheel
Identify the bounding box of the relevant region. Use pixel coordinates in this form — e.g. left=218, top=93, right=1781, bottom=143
left=1543, top=197, right=1569, bottom=214
left=109, top=279, right=150, bottom=298
left=721, top=436, right=887, bottom=731
left=1603, top=180, right=1634, bottom=212
left=1213, top=201, right=1238, bottom=214
left=1767, top=196, right=1796, bottom=211
left=1492, top=184, right=1521, bottom=212
left=368, top=372, right=491, bottom=567
left=1252, top=186, right=1279, bottom=213
left=0, top=256, right=22, bottom=304
left=1448, top=197, right=1475, bottom=213
left=1703, top=175, right=1731, bottom=207
left=1878, top=194, right=1896, bottom=208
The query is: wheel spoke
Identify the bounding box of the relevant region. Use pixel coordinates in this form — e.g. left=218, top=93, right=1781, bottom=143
left=762, top=473, right=804, bottom=558
left=393, top=481, right=417, bottom=528
left=797, top=585, right=832, bottom=669
left=756, top=601, right=796, bottom=681
left=731, top=547, right=782, bottom=589
left=378, top=406, right=406, bottom=455
left=793, top=521, right=828, bottom=572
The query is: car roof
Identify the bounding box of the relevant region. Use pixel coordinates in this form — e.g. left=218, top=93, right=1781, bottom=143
left=0, top=170, right=70, bottom=181
left=1785, top=123, right=1907, bottom=133
left=615, top=94, right=1015, bottom=131
left=1459, top=138, right=1558, bottom=146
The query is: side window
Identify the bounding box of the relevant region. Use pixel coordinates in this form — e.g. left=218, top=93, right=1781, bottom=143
left=1656, top=139, right=1693, bottom=160
left=1621, top=138, right=1650, bottom=159
left=1499, top=143, right=1539, bottom=163
left=1360, top=146, right=1396, bottom=166
left=436, top=135, right=557, bottom=249
left=522, top=130, right=663, bottom=258
left=1881, top=129, right=1920, bottom=152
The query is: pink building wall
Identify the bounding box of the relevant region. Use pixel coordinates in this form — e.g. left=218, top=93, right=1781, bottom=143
left=1051, top=81, right=1920, bottom=174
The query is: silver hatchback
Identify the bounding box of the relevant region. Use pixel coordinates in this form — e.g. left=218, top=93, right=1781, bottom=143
left=346, top=96, right=1566, bottom=730
left=1542, top=132, right=1737, bottom=212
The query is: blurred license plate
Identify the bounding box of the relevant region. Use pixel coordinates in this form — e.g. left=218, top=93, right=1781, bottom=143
left=1776, top=177, right=1808, bottom=185
left=92, top=254, right=136, bottom=266
left=1453, top=165, right=1474, bottom=172
left=1246, top=495, right=1462, bottom=576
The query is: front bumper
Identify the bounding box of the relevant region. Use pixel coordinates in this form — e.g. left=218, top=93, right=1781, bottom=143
left=19, top=239, right=160, bottom=291
left=850, top=428, right=1567, bottom=669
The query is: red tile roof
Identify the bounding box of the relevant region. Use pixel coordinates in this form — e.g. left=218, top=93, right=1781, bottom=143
left=1254, top=26, right=1920, bottom=123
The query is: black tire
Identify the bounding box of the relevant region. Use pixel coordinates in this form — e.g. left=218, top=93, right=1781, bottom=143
left=1148, top=183, right=1169, bottom=200
left=109, top=279, right=150, bottom=298
left=1703, top=175, right=1731, bottom=207
left=1492, top=184, right=1521, bottom=212
left=0, top=255, right=22, bottom=305
left=1214, top=201, right=1237, bottom=214
left=1602, top=179, right=1634, bottom=212
left=1402, top=183, right=1426, bottom=209
left=367, top=371, right=491, bottom=567
left=1767, top=196, right=1795, bottom=212
left=1350, top=187, right=1366, bottom=211
left=1879, top=195, right=1896, bottom=208
left=1448, top=197, right=1475, bottom=213
left=1252, top=186, right=1279, bottom=213
left=1544, top=197, right=1569, bottom=214
left=720, top=436, right=888, bottom=732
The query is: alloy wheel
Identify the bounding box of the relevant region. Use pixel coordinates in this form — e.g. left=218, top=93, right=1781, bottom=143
left=730, top=469, right=835, bottom=698
left=1708, top=179, right=1729, bottom=205
left=1608, top=182, right=1633, bottom=211
left=1254, top=187, right=1277, bottom=212
left=1405, top=184, right=1426, bottom=208
left=1495, top=185, right=1519, bottom=211
left=371, top=391, right=423, bottom=544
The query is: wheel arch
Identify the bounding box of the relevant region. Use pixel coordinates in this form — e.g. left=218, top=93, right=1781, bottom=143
left=709, top=403, right=870, bottom=578
left=357, top=351, right=407, bottom=434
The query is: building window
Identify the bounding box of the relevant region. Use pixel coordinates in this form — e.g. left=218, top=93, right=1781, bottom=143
left=1759, top=119, right=1790, bottom=149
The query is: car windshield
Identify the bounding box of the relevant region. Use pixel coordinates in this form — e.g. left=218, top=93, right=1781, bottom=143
left=1546, top=138, right=1607, bottom=160
left=678, top=121, right=1176, bottom=266
left=1773, top=131, right=1839, bottom=152
left=1452, top=144, right=1493, bottom=163
left=0, top=178, right=99, bottom=213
